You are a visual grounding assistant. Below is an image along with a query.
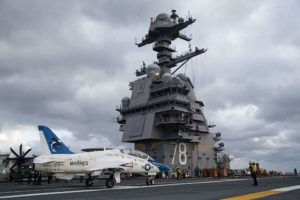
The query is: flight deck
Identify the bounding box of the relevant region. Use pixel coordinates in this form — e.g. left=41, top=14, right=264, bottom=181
left=0, top=176, right=299, bottom=200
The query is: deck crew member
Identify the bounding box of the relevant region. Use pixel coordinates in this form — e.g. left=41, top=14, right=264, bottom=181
left=249, top=161, right=258, bottom=186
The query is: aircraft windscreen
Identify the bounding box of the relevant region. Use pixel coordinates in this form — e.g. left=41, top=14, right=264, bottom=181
left=121, top=149, right=154, bottom=161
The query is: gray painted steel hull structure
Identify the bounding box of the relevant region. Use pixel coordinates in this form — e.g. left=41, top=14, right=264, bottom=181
left=117, top=10, right=224, bottom=175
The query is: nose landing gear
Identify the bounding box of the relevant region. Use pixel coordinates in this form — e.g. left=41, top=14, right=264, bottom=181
left=146, top=176, right=155, bottom=185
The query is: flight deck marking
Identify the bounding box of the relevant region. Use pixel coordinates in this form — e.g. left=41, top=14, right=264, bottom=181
left=0, top=187, right=86, bottom=195
left=0, top=179, right=248, bottom=199
left=0, top=178, right=293, bottom=199
left=0, top=176, right=285, bottom=196
left=222, top=185, right=300, bottom=200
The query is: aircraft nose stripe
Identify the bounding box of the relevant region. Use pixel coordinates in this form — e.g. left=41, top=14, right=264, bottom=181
left=152, top=164, right=160, bottom=171
left=151, top=162, right=171, bottom=172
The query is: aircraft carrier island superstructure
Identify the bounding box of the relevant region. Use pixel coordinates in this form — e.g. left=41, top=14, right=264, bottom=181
left=117, top=10, right=225, bottom=175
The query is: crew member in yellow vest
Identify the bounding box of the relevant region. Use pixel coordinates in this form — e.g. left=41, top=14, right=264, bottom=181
left=249, top=161, right=258, bottom=186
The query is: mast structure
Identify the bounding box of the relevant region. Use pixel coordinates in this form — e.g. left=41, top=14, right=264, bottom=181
left=117, top=10, right=225, bottom=175
left=135, top=10, right=207, bottom=75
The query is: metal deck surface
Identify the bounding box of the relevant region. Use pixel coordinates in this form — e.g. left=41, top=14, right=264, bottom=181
left=0, top=176, right=299, bottom=200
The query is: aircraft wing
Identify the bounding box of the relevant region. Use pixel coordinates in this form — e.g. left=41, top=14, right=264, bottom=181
left=87, top=161, right=131, bottom=173
left=89, top=167, right=126, bottom=174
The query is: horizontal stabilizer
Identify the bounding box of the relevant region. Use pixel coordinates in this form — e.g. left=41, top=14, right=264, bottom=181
left=53, top=173, right=75, bottom=180
left=33, top=157, right=53, bottom=164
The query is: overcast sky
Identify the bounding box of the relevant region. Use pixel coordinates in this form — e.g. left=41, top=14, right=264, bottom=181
left=0, top=0, right=299, bottom=172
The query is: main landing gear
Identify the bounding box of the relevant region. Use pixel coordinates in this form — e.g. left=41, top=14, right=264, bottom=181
left=105, top=177, right=115, bottom=188
left=85, top=174, right=116, bottom=188
left=85, top=175, right=94, bottom=187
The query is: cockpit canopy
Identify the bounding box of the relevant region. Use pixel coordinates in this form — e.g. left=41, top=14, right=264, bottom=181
left=81, top=147, right=154, bottom=161
left=120, top=149, right=154, bottom=161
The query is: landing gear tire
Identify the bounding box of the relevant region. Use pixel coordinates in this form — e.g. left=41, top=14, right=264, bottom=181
left=105, top=178, right=115, bottom=188
left=150, top=179, right=154, bottom=185
left=146, top=178, right=154, bottom=185
left=85, top=178, right=94, bottom=187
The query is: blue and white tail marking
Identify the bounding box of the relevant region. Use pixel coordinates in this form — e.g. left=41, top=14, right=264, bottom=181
left=38, top=125, right=73, bottom=154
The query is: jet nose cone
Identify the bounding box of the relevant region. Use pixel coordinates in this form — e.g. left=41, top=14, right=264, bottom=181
left=149, top=160, right=171, bottom=173
left=159, top=164, right=171, bottom=173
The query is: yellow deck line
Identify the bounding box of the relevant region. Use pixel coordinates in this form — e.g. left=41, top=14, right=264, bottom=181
left=222, top=185, right=300, bottom=200
left=222, top=190, right=282, bottom=200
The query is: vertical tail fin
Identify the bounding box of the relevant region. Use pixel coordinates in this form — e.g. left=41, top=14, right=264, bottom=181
left=38, top=125, right=73, bottom=154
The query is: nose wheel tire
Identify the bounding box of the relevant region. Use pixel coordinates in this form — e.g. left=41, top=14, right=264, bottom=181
left=146, top=178, right=155, bottom=185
